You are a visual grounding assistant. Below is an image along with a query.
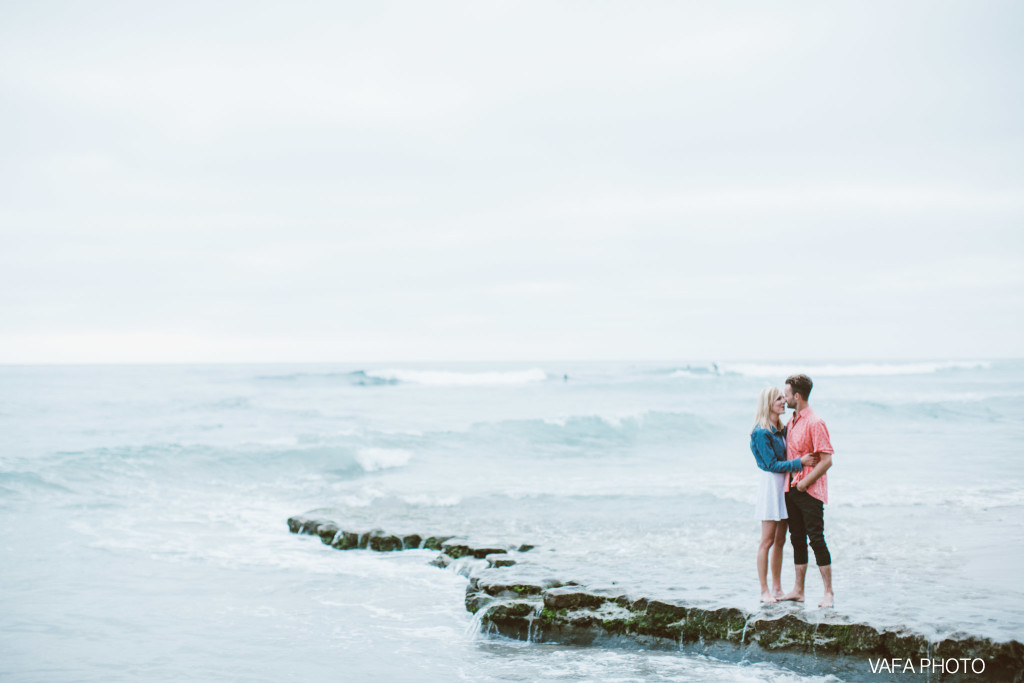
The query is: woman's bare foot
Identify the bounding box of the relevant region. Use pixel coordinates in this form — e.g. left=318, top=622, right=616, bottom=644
left=760, top=590, right=777, bottom=604
left=771, top=587, right=784, bottom=600
left=779, top=589, right=804, bottom=602
left=818, top=591, right=834, bottom=608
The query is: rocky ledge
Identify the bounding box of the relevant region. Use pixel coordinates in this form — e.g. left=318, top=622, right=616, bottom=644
left=288, top=514, right=1024, bottom=681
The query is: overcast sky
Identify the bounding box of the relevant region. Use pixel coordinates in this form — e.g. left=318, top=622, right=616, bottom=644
left=2, top=1, right=1022, bottom=363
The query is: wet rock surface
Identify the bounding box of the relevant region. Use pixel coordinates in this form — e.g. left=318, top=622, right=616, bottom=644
left=288, top=513, right=1023, bottom=681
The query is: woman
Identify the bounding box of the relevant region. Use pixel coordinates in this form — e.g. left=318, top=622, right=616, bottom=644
left=750, top=387, right=818, bottom=603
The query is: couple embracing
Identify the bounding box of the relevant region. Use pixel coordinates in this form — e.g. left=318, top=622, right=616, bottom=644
left=750, top=373, right=834, bottom=608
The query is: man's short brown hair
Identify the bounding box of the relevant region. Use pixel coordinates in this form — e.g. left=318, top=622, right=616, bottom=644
left=786, top=374, right=813, bottom=401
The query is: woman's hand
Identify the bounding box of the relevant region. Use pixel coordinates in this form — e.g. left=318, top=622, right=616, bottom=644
left=799, top=454, right=819, bottom=468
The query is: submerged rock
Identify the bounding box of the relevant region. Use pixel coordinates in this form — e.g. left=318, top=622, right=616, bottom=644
left=429, top=553, right=452, bottom=569
left=441, top=539, right=512, bottom=560
left=286, top=516, right=517, bottom=559
left=422, top=536, right=453, bottom=551
left=486, top=553, right=516, bottom=568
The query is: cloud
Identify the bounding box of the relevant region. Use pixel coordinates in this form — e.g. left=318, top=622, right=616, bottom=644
left=1, top=1, right=1022, bottom=362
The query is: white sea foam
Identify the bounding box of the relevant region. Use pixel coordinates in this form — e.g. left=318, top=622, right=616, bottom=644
left=400, top=493, right=462, bottom=507
left=335, top=486, right=387, bottom=506
left=669, top=369, right=718, bottom=378
left=669, top=363, right=722, bottom=378
left=719, top=360, right=991, bottom=378
left=355, top=448, right=413, bottom=472
left=364, top=368, right=548, bottom=386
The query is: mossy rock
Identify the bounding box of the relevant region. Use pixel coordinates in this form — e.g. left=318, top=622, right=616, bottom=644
left=628, top=600, right=689, bottom=640
left=749, top=613, right=817, bottom=650
left=627, top=597, right=648, bottom=612
left=465, top=592, right=491, bottom=614
left=645, top=600, right=688, bottom=621
left=402, top=534, right=422, bottom=549
left=441, top=540, right=472, bottom=559
left=316, top=523, right=339, bottom=544
left=814, top=622, right=883, bottom=656
left=565, top=611, right=597, bottom=628
left=880, top=629, right=930, bottom=659
left=332, top=531, right=360, bottom=549
left=487, top=554, right=517, bottom=568
left=422, top=536, right=453, bottom=551
left=630, top=609, right=682, bottom=639
left=358, top=528, right=384, bottom=549
left=300, top=518, right=327, bottom=535
left=429, top=553, right=452, bottom=569
left=932, top=634, right=1024, bottom=672
left=477, top=580, right=545, bottom=598
left=369, top=533, right=403, bottom=551
left=668, top=606, right=747, bottom=643
left=488, top=601, right=536, bottom=621
left=601, top=617, right=628, bottom=634
left=543, top=588, right=607, bottom=611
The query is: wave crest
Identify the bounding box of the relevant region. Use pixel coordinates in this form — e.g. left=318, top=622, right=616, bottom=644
left=364, top=368, right=548, bottom=386
left=256, top=370, right=398, bottom=385
left=355, top=448, right=413, bottom=472
left=718, top=361, right=991, bottom=378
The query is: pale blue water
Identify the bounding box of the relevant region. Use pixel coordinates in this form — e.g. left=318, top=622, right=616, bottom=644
left=2, top=360, right=1022, bottom=681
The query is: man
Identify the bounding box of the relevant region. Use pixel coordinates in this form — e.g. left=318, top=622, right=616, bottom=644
left=779, top=373, right=835, bottom=608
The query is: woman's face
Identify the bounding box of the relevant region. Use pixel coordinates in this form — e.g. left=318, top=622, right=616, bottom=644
left=770, top=393, right=786, bottom=418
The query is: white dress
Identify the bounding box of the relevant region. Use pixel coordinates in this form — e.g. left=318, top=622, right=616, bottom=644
left=755, top=469, right=789, bottom=521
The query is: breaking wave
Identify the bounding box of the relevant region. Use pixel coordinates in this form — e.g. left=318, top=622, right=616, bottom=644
left=256, top=370, right=398, bottom=385
left=355, top=448, right=413, bottom=472
left=363, top=368, right=548, bottom=386
left=717, top=360, right=991, bottom=378
left=256, top=368, right=548, bottom=386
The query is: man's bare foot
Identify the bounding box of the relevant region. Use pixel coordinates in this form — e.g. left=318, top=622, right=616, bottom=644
left=779, top=590, right=804, bottom=602
left=818, top=591, right=834, bottom=608
left=760, top=590, right=777, bottom=604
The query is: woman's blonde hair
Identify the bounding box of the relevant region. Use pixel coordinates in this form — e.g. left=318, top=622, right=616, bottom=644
left=752, top=386, right=784, bottom=433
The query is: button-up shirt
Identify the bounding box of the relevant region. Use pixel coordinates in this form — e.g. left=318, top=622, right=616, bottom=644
left=785, top=406, right=834, bottom=504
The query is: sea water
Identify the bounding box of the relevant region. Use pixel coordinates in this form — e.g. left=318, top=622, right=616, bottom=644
left=1, top=360, right=1021, bottom=681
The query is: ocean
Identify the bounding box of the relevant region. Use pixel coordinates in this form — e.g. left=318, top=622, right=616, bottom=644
left=2, top=360, right=1022, bottom=681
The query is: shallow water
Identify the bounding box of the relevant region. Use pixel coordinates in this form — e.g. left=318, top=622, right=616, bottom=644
left=2, top=360, right=1021, bottom=680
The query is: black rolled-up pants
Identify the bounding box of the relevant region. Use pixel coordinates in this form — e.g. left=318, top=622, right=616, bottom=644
left=785, top=488, right=831, bottom=566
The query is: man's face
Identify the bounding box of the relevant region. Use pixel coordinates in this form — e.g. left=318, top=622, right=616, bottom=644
left=784, top=384, right=797, bottom=409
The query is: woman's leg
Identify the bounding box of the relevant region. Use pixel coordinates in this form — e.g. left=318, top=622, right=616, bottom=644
left=758, top=521, right=778, bottom=602
left=770, top=520, right=787, bottom=598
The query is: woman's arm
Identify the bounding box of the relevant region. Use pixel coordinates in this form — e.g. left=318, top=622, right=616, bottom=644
left=751, top=431, right=803, bottom=473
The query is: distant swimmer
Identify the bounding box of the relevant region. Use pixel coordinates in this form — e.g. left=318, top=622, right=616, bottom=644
left=563, top=374, right=569, bottom=382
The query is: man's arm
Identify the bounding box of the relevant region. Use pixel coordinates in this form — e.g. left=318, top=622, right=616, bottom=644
left=795, top=452, right=831, bottom=491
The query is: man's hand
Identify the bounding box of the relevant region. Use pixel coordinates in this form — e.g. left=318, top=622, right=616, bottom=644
left=795, top=480, right=808, bottom=492
left=799, top=454, right=819, bottom=468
